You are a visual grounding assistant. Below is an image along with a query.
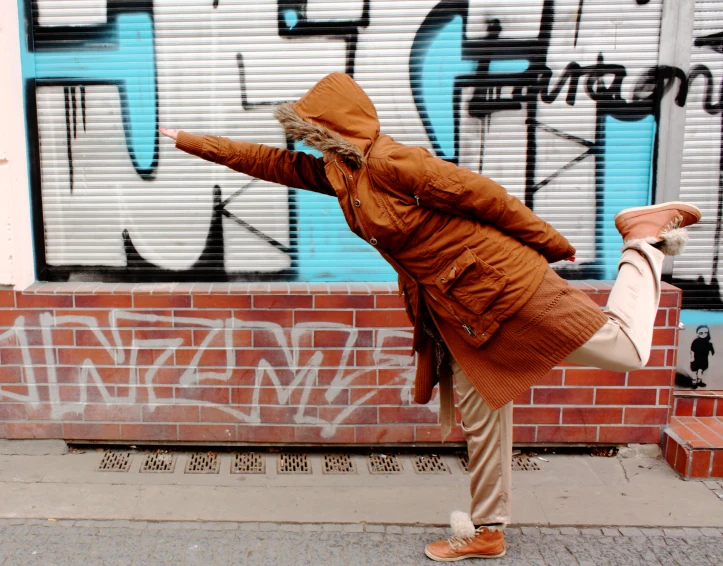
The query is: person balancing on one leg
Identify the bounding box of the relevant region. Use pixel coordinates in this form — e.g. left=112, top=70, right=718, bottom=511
left=161, top=73, right=701, bottom=562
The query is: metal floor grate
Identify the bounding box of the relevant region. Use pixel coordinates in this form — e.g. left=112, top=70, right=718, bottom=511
left=512, top=454, right=541, bottom=471
left=278, top=453, right=311, bottom=474
left=367, top=453, right=403, bottom=474
left=412, top=454, right=449, bottom=474
left=140, top=452, right=177, bottom=473
left=231, top=452, right=265, bottom=474
left=185, top=452, right=220, bottom=474
left=98, top=451, right=132, bottom=472
left=457, top=452, right=469, bottom=473
left=322, top=454, right=356, bottom=474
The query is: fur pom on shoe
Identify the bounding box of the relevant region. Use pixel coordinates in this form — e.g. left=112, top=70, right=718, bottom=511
left=656, top=227, right=688, bottom=256
left=624, top=228, right=689, bottom=257
left=449, top=512, right=504, bottom=538
left=450, top=511, right=476, bottom=539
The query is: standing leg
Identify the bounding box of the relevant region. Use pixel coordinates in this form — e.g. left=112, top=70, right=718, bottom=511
left=451, top=358, right=512, bottom=526
left=424, top=358, right=509, bottom=562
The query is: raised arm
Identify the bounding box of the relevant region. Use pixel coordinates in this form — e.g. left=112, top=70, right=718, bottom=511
left=161, top=128, right=335, bottom=197
left=386, top=144, right=575, bottom=263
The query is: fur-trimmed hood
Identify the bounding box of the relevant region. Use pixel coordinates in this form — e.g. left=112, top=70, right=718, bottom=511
left=274, top=73, right=380, bottom=168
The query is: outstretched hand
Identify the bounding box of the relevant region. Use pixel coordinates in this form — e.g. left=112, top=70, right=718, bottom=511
left=159, top=127, right=180, bottom=141
left=565, top=255, right=576, bottom=262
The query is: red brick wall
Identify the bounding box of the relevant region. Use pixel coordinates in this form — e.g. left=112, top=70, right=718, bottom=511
left=0, top=281, right=681, bottom=445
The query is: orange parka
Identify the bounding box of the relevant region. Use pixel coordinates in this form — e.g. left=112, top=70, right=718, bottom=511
left=175, top=73, right=576, bottom=405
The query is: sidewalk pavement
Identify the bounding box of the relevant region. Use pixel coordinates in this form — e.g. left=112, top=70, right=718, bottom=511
left=1, top=518, right=722, bottom=565
left=1, top=440, right=723, bottom=564
left=1, top=441, right=722, bottom=526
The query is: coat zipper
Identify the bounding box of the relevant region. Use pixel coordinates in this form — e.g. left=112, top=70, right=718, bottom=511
left=425, top=289, right=477, bottom=337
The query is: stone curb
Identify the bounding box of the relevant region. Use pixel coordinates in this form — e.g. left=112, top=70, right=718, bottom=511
left=0, top=519, right=721, bottom=537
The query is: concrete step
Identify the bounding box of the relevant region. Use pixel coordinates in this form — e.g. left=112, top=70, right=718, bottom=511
left=664, top=416, right=723, bottom=479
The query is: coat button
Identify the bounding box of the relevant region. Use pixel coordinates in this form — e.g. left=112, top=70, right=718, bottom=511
left=369, top=238, right=378, bottom=246
left=354, top=199, right=361, bottom=207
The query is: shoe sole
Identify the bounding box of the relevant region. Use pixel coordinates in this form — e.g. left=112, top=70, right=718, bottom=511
left=424, top=548, right=506, bottom=562
left=614, top=201, right=702, bottom=225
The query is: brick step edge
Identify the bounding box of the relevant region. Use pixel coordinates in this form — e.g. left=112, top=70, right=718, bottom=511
left=673, top=391, right=723, bottom=418
left=663, top=427, right=723, bottom=479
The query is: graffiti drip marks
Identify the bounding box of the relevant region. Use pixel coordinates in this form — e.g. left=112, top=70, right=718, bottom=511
left=31, top=7, right=159, bottom=179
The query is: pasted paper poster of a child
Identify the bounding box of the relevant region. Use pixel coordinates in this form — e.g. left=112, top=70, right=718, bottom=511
left=676, top=321, right=720, bottom=390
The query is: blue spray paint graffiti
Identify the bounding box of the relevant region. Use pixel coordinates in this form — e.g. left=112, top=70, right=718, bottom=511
left=410, top=12, right=476, bottom=161
left=292, top=143, right=395, bottom=282
left=598, top=114, right=655, bottom=278
left=30, top=12, right=158, bottom=178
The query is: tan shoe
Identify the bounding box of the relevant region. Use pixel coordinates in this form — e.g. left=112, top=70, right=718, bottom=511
left=614, top=201, right=702, bottom=256
left=424, top=512, right=505, bottom=561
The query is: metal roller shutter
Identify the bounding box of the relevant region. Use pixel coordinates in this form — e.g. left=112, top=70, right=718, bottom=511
left=676, top=0, right=723, bottom=310
left=23, top=0, right=665, bottom=282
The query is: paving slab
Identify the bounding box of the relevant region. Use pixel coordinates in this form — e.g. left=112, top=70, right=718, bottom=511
left=0, top=440, right=68, bottom=456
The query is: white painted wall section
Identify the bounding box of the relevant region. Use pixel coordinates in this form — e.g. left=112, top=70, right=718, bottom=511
left=0, top=1, right=35, bottom=288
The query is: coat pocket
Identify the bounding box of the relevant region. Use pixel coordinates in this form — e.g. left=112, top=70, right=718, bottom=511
left=434, top=248, right=508, bottom=315
left=420, top=172, right=464, bottom=210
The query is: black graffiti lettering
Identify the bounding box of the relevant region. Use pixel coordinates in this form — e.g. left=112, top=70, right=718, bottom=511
left=685, top=65, right=722, bottom=114
left=633, top=65, right=688, bottom=108
left=119, top=185, right=293, bottom=283
left=277, top=0, right=370, bottom=76
left=539, top=63, right=584, bottom=106
left=536, top=56, right=629, bottom=109
left=236, top=54, right=278, bottom=111
left=584, top=55, right=627, bottom=104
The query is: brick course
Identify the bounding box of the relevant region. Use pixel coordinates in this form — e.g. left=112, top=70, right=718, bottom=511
left=0, top=282, right=680, bottom=445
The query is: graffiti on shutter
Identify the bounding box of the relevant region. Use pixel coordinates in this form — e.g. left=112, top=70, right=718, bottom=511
left=9, top=0, right=722, bottom=312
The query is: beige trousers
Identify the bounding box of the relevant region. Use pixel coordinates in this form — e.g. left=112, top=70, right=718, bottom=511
left=453, top=242, right=665, bottom=525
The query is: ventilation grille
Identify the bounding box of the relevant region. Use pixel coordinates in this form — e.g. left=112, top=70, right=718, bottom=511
left=457, top=452, right=469, bottom=473
left=185, top=452, right=220, bottom=474
left=98, top=451, right=132, bottom=472
left=231, top=452, right=265, bottom=474
left=368, top=453, right=402, bottom=474
left=278, top=453, right=311, bottom=474
left=412, top=454, right=449, bottom=474
left=140, top=452, right=177, bottom=473
left=322, top=454, right=356, bottom=474
left=512, top=455, right=541, bottom=471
